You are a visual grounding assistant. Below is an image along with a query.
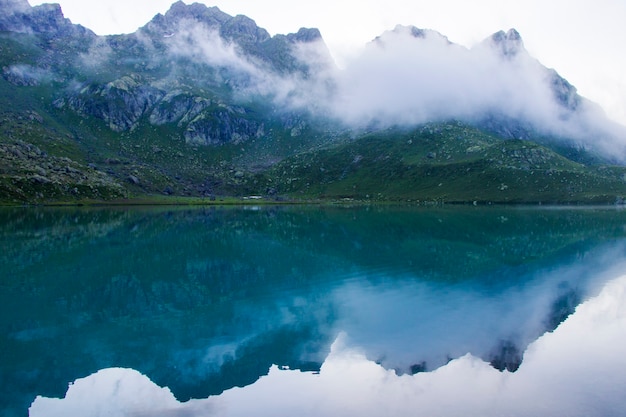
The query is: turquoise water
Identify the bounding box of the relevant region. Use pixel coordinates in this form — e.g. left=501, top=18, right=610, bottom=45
left=2, top=205, right=626, bottom=416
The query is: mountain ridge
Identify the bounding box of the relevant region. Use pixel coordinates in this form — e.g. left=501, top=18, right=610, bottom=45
left=1, top=1, right=626, bottom=204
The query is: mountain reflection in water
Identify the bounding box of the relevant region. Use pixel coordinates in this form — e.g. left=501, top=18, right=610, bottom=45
left=1, top=205, right=626, bottom=416
left=30, top=274, right=626, bottom=417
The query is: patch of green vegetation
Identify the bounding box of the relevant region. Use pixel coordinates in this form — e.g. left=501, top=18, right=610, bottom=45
left=263, top=123, right=626, bottom=204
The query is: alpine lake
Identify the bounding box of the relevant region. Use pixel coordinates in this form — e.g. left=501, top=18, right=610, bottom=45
left=2, top=204, right=626, bottom=417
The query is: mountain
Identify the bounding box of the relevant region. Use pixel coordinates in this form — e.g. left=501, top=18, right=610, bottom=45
left=1, top=1, right=626, bottom=204
left=474, top=28, right=622, bottom=158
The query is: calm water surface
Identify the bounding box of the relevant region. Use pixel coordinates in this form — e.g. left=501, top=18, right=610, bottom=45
left=1, top=205, right=626, bottom=416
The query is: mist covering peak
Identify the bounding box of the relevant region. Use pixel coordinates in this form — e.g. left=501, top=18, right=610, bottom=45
left=488, top=28, right=525, bottom=57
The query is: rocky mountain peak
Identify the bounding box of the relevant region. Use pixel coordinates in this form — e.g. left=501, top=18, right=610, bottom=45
left=222, top=14, right=270, bottom=44
left=392, top=25, right=426, bottom=39
left=144, top=2, right=226, bottom=35
left=144, top=2, right=270, bottom=44
left=24, top=3, right=66, bottom=30
left=0, top=0, right=93, bottom=38
left=286, top=27, right=323, bottom=43
left=164, top=1, right=231, bottom=25
left=489, top=28, right=525, bottom=58
left=372, top=25, right=452, bottom=47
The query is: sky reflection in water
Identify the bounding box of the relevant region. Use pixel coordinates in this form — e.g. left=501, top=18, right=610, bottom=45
left=30, top=274, right=626, bottom=417
left=1, top=206, right=626, bottom=416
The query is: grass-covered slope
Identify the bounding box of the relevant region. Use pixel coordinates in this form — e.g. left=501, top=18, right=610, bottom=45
left=265, top=123, right=626, bottom=204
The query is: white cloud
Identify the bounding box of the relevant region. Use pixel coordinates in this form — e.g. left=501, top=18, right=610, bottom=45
left=263, top=25, right=624, bottom=160
left=166, top=23, right=249, bottom=71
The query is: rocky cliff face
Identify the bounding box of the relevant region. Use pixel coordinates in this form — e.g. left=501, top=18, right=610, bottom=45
left=0, top=0, right=94, bottom=39
left=184, top=108, right=264, bottom=146
left=63, top=74, right=164, bottom=132
left=488, top=28, right=524, bottom=58
left=29, top=1, right=333, bottom=146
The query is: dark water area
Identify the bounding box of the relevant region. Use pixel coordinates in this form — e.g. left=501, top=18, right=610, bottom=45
left=1, top=205, right=626, bottom=416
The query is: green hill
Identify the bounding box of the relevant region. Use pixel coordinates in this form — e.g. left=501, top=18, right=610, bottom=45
left=264, top=123, right=626, bottom=204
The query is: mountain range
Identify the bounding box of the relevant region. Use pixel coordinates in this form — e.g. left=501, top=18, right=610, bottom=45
left=2, top=0, right=626, bottom=204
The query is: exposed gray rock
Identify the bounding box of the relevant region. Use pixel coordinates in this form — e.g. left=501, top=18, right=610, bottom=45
left=0, top=141, right=127, bottom=202
left=145, top=1, right=231, bottom=35
left=184, top=109, right=264, bottom=145
left=30, top=174, right=51, bottom=184
left=489, top=28, right=524, bottom=58
left=286, top=27, right=323, bottom=43
left=222, top=14, right=271, bottom=44
left=149, top=91, right=212, bottom=126
left=0, top=0, right=94, bottom=39
left=69, top=74, right=165, bottom=132
left=548, top=69, right=581, bottom=111
left=178, top=97, right=213, bottom=126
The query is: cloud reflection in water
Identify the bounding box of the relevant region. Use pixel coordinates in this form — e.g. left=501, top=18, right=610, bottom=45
left=30, top=273, right=626, bottom=417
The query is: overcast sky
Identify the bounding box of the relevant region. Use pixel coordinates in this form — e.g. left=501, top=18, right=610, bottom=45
left=28, top=0, right=626, bottom=126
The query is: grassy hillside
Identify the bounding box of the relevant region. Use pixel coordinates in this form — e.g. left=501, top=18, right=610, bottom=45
left=264, top=123, right=626, bottom=204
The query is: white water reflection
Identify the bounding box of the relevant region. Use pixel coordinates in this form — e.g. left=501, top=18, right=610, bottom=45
left=31, top=274, right=626, bottom=417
